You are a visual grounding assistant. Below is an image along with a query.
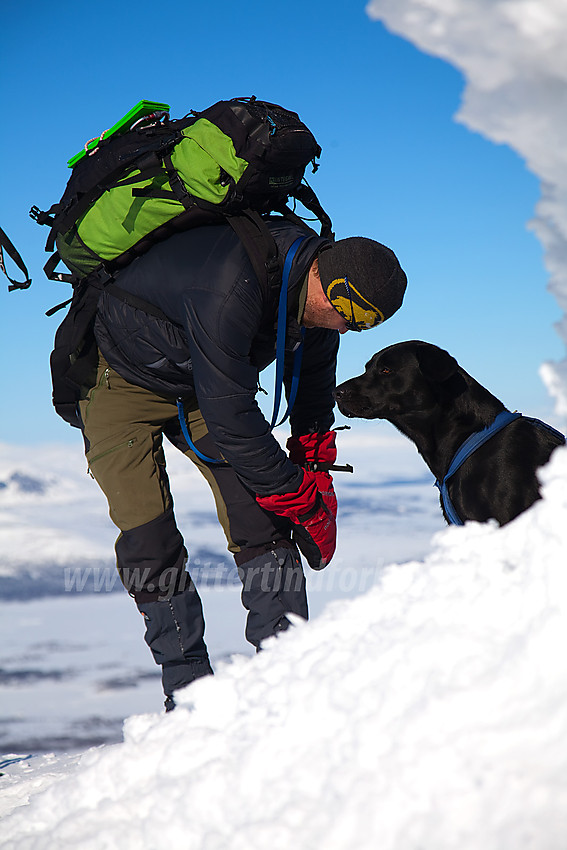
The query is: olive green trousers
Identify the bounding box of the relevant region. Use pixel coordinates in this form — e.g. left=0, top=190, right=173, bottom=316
left=78, top=355, right=307, bottom=655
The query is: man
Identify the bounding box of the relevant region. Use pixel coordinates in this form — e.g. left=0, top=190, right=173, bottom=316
left=80, top=216, right=406, bottom=709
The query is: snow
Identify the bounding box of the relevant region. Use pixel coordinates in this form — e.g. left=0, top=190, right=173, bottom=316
left=1, top=447, right=566, bottom=849
left=2, top=1, right=567, bottom=847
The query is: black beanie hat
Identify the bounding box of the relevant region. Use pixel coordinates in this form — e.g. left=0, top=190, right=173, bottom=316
left=317, top=237, right=407, bottom=330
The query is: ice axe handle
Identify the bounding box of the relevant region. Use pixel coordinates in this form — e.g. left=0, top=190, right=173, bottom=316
left=305, top=462, right=354, bottom=473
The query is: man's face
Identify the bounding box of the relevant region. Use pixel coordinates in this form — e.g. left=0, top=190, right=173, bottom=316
left=302, top=263, right=349, bottom=334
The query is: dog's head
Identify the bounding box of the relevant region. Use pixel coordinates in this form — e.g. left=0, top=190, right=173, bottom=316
left=334, top=340, right=462, bottom=420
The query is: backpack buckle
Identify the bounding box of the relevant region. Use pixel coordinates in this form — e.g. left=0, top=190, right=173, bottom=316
left=29, top=206, right=54, bottom=227
left=85, top=265, right=114, bottom=289
left=265, top=255, right=280, bottom=274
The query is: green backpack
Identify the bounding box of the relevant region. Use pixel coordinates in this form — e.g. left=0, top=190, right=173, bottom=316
left=24, top=97, right=333, bottom=428
left=31, top=97, right=332, bottom=289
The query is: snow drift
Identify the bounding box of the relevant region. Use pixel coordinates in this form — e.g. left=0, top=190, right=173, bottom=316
left=2, top=447, right=566, bottom=849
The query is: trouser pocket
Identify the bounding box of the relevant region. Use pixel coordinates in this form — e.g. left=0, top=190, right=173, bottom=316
left=87, top=437, right=138, bottom=472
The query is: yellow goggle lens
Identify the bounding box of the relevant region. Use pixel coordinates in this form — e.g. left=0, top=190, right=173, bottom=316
left=326, top=277, right=384, bottom=330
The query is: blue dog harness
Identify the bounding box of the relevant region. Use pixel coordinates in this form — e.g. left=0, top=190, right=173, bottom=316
left=435, top=410, right=565, bottom=525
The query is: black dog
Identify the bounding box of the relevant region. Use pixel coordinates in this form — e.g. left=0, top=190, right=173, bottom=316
left=334, top=340, right=564, bottom=526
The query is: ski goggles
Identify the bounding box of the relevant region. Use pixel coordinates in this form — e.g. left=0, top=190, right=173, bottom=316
left=325, top=276, right=385, bottom=332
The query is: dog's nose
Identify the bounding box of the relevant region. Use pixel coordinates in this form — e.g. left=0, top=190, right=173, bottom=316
left=333, top=386, right=346, bottom=400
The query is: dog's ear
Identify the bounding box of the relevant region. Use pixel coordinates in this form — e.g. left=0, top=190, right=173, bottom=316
left=415, top=344, right=459, bottom=383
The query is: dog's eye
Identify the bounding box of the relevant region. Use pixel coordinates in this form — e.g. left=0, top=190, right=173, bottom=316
left=379, top=367, right=392, bottom=375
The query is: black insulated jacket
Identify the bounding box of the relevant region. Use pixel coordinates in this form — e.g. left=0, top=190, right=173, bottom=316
left=94, top=219, right=339, bottom=496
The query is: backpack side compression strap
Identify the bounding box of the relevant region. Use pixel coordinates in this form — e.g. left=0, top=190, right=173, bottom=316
left=292, top=184, right=334, bottom=241
left=0, top=226, right=32, bottom=291
left=226, top=210, right=281, bottom=294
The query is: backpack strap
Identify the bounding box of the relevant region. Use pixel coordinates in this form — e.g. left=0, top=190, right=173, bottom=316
left=162, top=153, right=195, bottom=210
left=226, top=209, right=281, bottom=295
left=292, top=183, right=334, bottom=241
left=31, top=149, right=175, bottom=254
left=52, top=154, right=167, bottom=235
left=104, top=281, right=181, bottom=325
left=43, top=251, right=76, bottom=284
left=0, top=226, right=32, bottom=291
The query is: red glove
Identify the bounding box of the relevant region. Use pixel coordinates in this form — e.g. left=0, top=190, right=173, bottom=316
left=287, top=431, right=338, bottom=519
left=256, top=469, right=336, bottom=570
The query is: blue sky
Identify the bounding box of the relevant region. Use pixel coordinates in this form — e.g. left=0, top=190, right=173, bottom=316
left=1, top=0, right=562, bottom=444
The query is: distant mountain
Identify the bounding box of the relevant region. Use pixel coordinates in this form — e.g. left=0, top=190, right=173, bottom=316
left=0, top=470, right=49, bottom=494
